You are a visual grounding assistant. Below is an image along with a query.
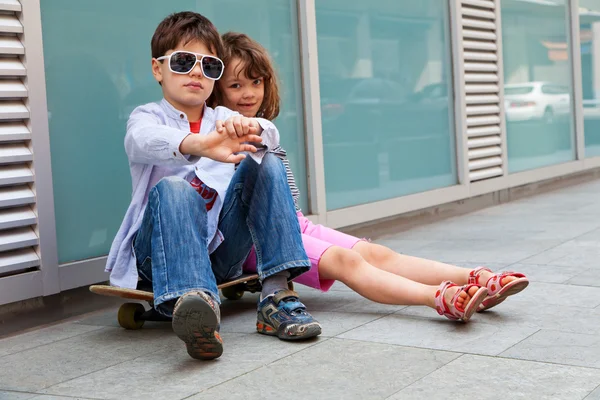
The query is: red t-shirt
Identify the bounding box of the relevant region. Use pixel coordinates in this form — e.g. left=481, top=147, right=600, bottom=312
left=189, top=119, right=217, bottom=211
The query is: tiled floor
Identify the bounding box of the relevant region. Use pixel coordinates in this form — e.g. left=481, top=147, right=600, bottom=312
left=3, top=179, right=600, bottom=399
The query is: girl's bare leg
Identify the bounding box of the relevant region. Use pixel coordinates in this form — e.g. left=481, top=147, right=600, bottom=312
left=319, top=246, right=479, bottom=309
left=352, top=241, right=514, bottom=287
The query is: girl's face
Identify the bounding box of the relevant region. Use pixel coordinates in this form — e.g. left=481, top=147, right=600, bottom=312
left=220, top=57, right=265, bottom=117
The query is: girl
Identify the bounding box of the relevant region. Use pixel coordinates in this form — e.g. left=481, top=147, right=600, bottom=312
left=210, top=32, right=529, bottom=322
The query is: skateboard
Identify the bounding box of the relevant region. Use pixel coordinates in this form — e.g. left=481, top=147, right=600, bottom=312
left=89, top=274, right=293, bottom=330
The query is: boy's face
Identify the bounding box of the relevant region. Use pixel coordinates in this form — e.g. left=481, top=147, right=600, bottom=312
left=152, top=39, right=216, bottom=116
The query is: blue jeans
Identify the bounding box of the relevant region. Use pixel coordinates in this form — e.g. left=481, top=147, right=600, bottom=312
left=133, top=154, right=310, bottom=316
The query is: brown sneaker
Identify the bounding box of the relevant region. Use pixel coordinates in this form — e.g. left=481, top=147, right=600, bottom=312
left=172, top=291, right=223, bottom=360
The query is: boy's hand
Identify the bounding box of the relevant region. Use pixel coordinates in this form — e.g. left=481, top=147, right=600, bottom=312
left=216, top=116, right=263, bottom=139
left=180, top=130, right=263, bottom=164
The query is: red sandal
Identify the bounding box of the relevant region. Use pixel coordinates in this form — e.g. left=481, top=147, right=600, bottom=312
left=468, top=267, right=529, bottom=311
left=434, top=281, right=488, bottom=322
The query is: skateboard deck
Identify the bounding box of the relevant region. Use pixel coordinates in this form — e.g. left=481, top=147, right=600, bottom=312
left=89, top=273, right=295, bottom=330
left=89, top=273, right=260, bottom=302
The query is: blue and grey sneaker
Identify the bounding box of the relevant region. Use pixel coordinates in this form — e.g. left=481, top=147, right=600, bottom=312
left=172, top=291, right=223, bottom=360
left=256, top=289, right=321, bottom=340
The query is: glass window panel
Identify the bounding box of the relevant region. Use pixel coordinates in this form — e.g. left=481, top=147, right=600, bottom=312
left=41, top=0, right=307, bottom=262
left=316, top=1, right=457, bottom=210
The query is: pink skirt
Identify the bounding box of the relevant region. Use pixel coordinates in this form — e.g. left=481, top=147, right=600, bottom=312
left=243, top=212, right=361, bottom=292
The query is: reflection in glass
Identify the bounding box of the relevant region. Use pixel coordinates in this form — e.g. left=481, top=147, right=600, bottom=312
left=502, top=0, right=575, bottom=173
left=316, top=1, right=457, bottom=210
left=579, top=1, right=600, bottom=156
left=41, top=0, right=306, bottom=262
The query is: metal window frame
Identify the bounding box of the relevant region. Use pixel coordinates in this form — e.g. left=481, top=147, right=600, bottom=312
left=0, top=0, right=60, bottom=305
left=297, top=0, right=327, bottom=224
left=495, top=0, right=510, bottom=177
left=569, top=0, right=586, bottom=161
left=21, top=0, right=59, bottom=297
left=450, top=0, right=471, bottom=187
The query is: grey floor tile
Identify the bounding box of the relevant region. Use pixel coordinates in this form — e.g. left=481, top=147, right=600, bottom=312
left=498, top=281, right=600, bottom=309
left=391, top=354, right=600, bottom=400
left=29, top=396, right=98, bottom=400
left=0, top=324, right=104, bottom=358
left=295, top=288, right=406, bottom=314
left=0, top=326, right=176, bottom=392
left=474, top=300, right=600, bottom=335
left=385, top=212, right=598, bottom=242
left=338, top=312, right=538, bottom=356
left=0, top=393, right=84, bottom=400
left=527, top=223, right=600, bottom=241
left=327, top=281, right=354, bottom=292
left=585, top=385, right=600, bottom=400
left=520, top=247, right=570, bottom=266
left=217, top=295, right=260, bottom=334
left=331, top=296, right=408, bottom=314
left=575, top=228, right=600, bottom=242
left=73, top=309, right=122, bottom=328
left=74, top=308, right=171, bottom=330
left=370, top=239, right=438, bottom=254
left=187, top=338, right=459, bottom=400
left=522, top=240, right=600, bottom=267
left=219, top=302, right=385, bottom=338
left=472, top=203, right=568, bottom=218
left=42, top=333, right=323, bottom=400
left=406, top=239, right=560, bottom=264
left=501, top=329, right=600, bottom=368
left=566, top=267, right=600, bottom=288
left=309, top=312, right=386, bottom=337
left=286, top=285, right=360, bottom=310
left=0, top=391, right=36, bottom=400
left=501, top=263, right=580, bottom=284
left=390, top=223, right=543, bottom=242
left=449, top=262, right=510, bottom=271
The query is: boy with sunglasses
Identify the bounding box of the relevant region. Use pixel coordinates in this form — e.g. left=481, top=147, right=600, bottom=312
left=106, top=11, right=321, bottom=361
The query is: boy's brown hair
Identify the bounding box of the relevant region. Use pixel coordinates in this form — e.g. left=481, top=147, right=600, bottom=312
left=210, top=32, right=280, bottom=120
left=151, top=11, right=224, bottom=60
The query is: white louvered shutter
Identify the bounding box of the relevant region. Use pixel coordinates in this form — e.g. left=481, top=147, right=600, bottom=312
left=0, top=0, right=40, bottom=278
left=460, top=0, right=504, bottom=181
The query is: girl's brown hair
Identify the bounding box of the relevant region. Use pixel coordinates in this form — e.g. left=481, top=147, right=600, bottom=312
left=210, top=32, right=280, bottom=120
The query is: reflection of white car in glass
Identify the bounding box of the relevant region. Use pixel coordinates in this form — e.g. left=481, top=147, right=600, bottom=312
left=504, top=82, right=570, bottom=123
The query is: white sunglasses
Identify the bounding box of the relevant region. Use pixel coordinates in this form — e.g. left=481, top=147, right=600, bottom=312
left=156, top=51, right=224, bottom=80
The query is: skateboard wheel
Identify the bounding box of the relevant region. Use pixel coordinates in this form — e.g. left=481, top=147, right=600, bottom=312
left=118, top=303, right=145, bottom=330
left=245, top=279, right=262, bottom=293
left=222, top=284, right=245, bottom=301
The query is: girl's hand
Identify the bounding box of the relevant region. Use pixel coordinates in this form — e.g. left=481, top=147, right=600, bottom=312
left=216, top=117, right=263, bottom=138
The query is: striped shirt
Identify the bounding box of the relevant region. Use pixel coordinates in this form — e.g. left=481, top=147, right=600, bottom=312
left=270, top=145, right=301, bottom=211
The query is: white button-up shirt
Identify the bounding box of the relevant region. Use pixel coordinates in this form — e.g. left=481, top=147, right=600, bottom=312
left=105, top=99, right=279, bottom=289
